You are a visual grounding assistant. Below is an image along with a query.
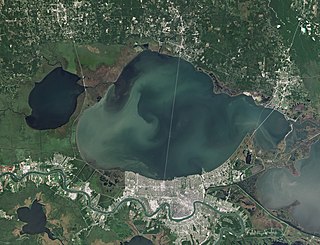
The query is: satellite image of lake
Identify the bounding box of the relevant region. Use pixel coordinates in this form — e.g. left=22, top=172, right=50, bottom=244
left=17, top=199, right=55, bottom=239
left=1, top=0, right=320, bottom=243
left=77, top=51, right=290, bottom=179
left=26, top=67, right=85, bottom=130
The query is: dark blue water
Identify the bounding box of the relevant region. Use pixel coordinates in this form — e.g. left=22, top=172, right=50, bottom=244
left=26, top=67, right=84, bottom=130
left=17, top=199, right=55, bottom=239
left=123, top=235, right=153, bottom=245
left=77, top=51, right=290, bottom=179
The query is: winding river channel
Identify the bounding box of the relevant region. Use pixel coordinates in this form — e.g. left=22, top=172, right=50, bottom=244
left=0, top=169, right=244, bottom=242
left=3, top=168, right=318, bottom=242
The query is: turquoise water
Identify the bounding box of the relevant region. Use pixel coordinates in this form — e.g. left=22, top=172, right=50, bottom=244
left=256, top=141, right=320, bottom=233
left=77, top=51, right=290, bottom=179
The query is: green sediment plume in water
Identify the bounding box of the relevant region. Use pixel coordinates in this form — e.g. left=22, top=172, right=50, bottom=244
left=77, top=51, right=290, bottom=179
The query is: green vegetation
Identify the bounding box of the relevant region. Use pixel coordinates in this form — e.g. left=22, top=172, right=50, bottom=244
left=55, top=42, right=77, bottom=73
left=0, top=0, right=309, bottom=98
left=0, top=59, right=78, bottom=165
left=0, top=0, right=319, bottom=244
left=0, top=108, right=76, bottom=165
left=182, top=241, right=192, bottom=245
left=219, top=215, right=242, bottom=234
left=0, top=182, right=58, bottom=243
left=304, top=64, right=320, bottom=106
left=106, top=206, right=133, bottom=240
left=0, top=181, right=90, bottom=243
left=86, top=226, right=119, bottom=244
left=0, top=38, right=124, bottom=166
left=133, top=219, right=147, bottom=233
left=0, top=0, right=317, bottom=166
left=0, top=203, right=40, bottom=244
left=54, top=42, right=122, bottom=72
left=70, top=159, right=95, bottom=182
left=88, top=171, right=124, bottom=209
left=0, top=176, right=173, bottom=244
left=269, top=0, right=320, bottom=106
left=77, top=43, right=122, bottom=70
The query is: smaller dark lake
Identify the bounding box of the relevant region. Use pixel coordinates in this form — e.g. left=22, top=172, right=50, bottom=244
left=122, top=235, right=153, bottom=245
left=26, top=67, right=84, bottom=130
left=17, top=199, right=55, bottom=240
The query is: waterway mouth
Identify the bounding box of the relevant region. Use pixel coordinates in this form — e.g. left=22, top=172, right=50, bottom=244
left=77, top=50, right=290, bottom=180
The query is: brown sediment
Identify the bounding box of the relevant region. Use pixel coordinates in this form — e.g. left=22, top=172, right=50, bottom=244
left=48, top=214, right=71, bottom=242
left=85, top=45, right=100, bottom=54
left=144, top=232, right=171, bottom=245
left=239, top=197, right=256, bottom=211
left=60, top=214, right=71, bottom=236
left=83, top=46, right=138, bottom=87
left=289, top=163, right=300, bottom=177
left=196, top=66, right=241, bottom=97
left=12, top=228, right=21, bottom=237
left=78, top=46, right=138, bottom=110
left=48, top=219, right=60, bottom=226
left=67, top=46, right=138, bottom=158
left=44, top=202, right=53, bottom=217
left=24, top=197, right=32, bottom=206
left=41, top=233, right=61, bottom=245
left=36, top=192, right=42, bottom=200
left=251, top=208, right=283, bottom=231
left=126, top=220, right=140, bottom=235
left=74, top=46, right=139, bottom=160
left=55, top=124, right=68, bottom=137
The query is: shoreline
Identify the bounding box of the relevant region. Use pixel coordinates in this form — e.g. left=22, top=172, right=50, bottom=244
left=151, top=47, right=295, bottom=125
left=73, top=47, right=140, bottom=163
left=73, top=47, right=292, bottom=179
left=3, top=169, right=319, bottom=240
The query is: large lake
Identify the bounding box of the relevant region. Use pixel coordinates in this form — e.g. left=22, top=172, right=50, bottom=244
left=256, top=141, right=320, bottom=234
left=77, top=51, right=290, bottom=179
